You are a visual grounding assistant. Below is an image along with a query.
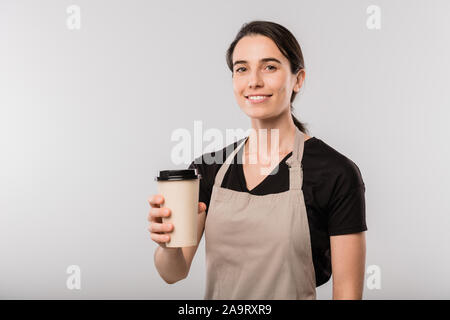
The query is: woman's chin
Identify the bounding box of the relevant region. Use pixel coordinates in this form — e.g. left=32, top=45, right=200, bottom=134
left=243, top=110, right=275, bottom=120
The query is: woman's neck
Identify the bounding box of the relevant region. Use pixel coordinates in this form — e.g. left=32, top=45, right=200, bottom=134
left=245, top=110, right=297, bottom=160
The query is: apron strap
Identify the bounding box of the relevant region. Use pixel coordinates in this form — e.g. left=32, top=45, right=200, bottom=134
left=285, top=127, right=305, bottom=190
left=214, top=137, right=247, bottom=187
left=214, top=127, right=305, bottom=190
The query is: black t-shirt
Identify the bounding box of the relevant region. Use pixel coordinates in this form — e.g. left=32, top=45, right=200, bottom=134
left=188, top=136, right=367, bottom=287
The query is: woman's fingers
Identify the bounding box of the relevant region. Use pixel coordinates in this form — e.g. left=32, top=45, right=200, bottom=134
left=148, top=194, right=164, bottom=208
left=149, top=222, right=173, bottom=233
left=148, top=207, right=171, bottom=222
left=198, top=202, right=207, bottom=213
left=148, top=194, right=205, bottom=248
left=150, top=232, right=170, bottom=245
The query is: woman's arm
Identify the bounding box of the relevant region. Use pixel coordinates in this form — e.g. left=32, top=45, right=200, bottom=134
left=330, top=231, right=366, bottom=299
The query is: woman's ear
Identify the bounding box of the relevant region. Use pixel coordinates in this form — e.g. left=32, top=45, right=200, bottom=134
left=293, top=69, right=305, bottom=92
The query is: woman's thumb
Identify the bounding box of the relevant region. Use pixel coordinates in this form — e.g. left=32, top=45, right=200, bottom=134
left=198, top=202, right=207, bottom=213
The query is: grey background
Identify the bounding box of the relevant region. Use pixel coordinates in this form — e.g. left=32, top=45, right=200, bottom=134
left=1, top=0, right=449, bottom=299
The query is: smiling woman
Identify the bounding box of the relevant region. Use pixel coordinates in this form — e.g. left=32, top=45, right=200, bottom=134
left=226, top=21, right=308, bottom=134
left=151, top=20, right=367, bottom=301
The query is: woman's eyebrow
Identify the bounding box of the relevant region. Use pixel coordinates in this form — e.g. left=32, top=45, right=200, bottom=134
left=233, top=57, right=282, bottom=67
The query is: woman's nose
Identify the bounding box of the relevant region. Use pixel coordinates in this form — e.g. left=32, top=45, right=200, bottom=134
left=248, top=70, right=264, bottom=88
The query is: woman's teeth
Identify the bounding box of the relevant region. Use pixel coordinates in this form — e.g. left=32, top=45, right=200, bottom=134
left=249, top=96, right=267, bottom=100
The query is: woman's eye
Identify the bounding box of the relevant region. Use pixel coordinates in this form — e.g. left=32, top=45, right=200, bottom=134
left=235, top=67, right=246, bottom=73
left=265, top=65, right=276, bottom=71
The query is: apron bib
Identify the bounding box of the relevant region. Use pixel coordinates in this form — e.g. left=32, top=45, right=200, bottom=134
left=204, top=126, right=316, bottom=300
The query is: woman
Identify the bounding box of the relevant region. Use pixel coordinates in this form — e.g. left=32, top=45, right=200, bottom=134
left=149, top=21, right=367, bottom=300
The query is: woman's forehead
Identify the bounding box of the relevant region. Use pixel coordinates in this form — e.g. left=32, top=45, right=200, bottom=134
left=233, top=35, right=285, bottom=63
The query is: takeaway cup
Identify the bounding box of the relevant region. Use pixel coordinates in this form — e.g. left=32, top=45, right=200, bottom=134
left=155, top=169, right=201, bottom=247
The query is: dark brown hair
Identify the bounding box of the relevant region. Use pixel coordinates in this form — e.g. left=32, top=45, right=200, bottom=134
left=226, top=20, right=309, bottom=134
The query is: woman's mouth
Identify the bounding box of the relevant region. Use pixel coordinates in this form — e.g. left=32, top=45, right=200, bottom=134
left=245, top=94, right=272, bottom=104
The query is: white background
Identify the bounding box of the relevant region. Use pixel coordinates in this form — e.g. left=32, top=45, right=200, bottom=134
left=1, top=0, right=449, bottom=299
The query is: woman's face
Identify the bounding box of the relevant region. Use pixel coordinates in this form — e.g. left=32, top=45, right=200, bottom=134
left=232, top=34, right=304, bottom=120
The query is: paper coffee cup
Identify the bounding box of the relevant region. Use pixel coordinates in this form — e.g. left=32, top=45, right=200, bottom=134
left=155, top=169, right=201, bottom=248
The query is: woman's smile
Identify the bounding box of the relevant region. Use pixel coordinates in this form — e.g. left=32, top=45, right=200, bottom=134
left=245, top=94, right=273, bottom=104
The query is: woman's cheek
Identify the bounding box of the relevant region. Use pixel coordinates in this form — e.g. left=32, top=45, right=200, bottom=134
left=265, top=74, right=283, bottom=89
left=232, top=79, right=244, bottom=96
left=233, top=81, right=247, bottom=102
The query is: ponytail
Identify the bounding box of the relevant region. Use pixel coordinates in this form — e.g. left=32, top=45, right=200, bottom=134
left=291, top=105, right=308, bottom=135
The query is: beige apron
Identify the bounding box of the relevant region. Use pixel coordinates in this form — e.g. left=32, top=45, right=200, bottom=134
left=204, top=127, right=317, bottom=300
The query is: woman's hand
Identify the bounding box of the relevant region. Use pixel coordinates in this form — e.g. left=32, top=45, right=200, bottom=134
left=147, top=194, right=206, bottom=249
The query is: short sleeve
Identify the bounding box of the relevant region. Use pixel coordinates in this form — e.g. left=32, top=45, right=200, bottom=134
left=327, top=184, right=367, bottom=236
left=326, top=160, right=368, bottom=236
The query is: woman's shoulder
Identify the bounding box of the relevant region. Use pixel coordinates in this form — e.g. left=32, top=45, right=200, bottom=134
left=306, top=136, right=365, bottom=190
left=189, top=138, right=245, bottom=168
left=187, top=138, right=246, bottom=184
